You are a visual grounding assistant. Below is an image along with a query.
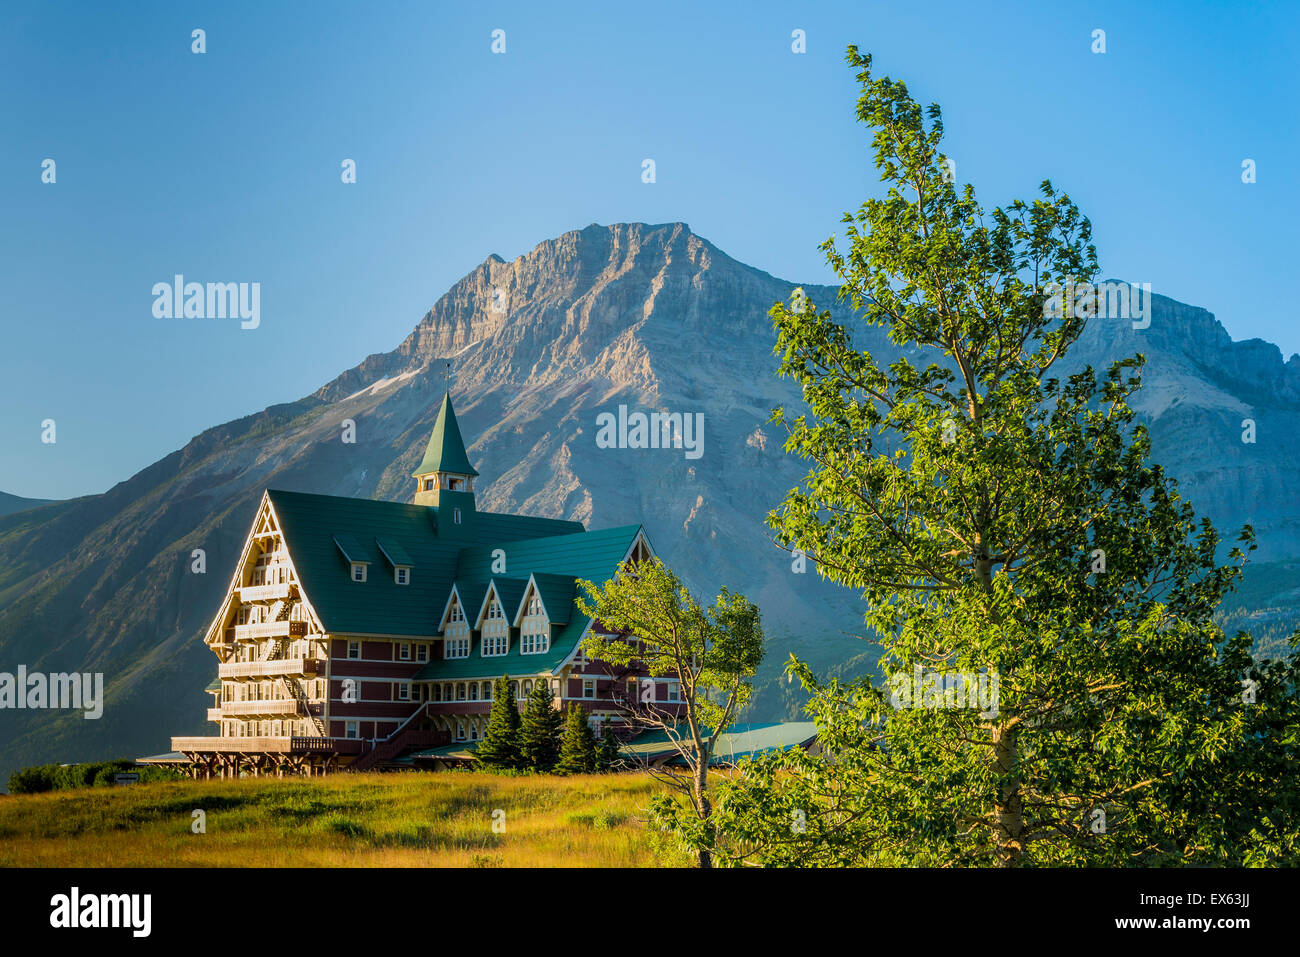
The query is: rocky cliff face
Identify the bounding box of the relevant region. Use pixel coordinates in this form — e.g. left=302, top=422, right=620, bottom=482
left=0, top=222, right=1296, bottom=784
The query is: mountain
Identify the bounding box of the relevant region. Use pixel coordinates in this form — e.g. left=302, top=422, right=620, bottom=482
left=1, top=221, right=1298, bottom=786
left=0, top=492, right=56, bottom=518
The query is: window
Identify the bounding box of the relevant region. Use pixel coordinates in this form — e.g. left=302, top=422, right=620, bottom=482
left=351, top=563, right=367, bottom=582
left=521, top=630, right=549, bottom=655
left=469, top=683, right=478, bottom=701
left=482, top=681, right=493, bottom=700
left=453, top=507, right=462, bottom=525
left=416, top=643, right=428, bottom=662
left=583, top=678, right=596, bottom=699
left=399, top=643, right=411, bottom=661
left=527, top=595, right=542, bottom=616
left=424, top=478, right=435, bottom=491
left=345, top=721, right=359, bottom=739
left=347, top=640, right=361, bottom=659
left=395, top=567, right=410, bottom=585
left=447, top=601, right=465, bottom=624
left=667, top=681, right=680, bottom=702
left=482, top=633, right=508, bottom=657
left=445, top=636, right=469, bottom=659
left=397, top=683, right=410, bottom=702
left=456, top=683, right=466, bottom=701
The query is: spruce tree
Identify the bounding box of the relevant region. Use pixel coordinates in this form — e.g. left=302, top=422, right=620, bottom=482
left=556, top=705, right=596, bottom=774
left=476, top=676, right=522, bottom=770
left=596, top=725, right=621, bottom=772
left=520, top=679, right=563, bottom=771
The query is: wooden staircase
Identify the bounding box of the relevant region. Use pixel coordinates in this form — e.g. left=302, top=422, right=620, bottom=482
left=280, top=675, right=326, bottom=735
left=348, top=704, right=449, bottom=772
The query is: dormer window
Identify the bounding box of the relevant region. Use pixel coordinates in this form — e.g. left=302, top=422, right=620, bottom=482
left=351, top=563, right=367, bottom=582
left=395, top=567, right=410, bottom=585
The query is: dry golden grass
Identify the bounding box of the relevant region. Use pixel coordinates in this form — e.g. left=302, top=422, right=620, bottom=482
left=0, top=771, right=684, bottom=867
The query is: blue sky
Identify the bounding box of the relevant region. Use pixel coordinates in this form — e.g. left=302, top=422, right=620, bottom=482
left=2, top=0, right=1296, bottom=499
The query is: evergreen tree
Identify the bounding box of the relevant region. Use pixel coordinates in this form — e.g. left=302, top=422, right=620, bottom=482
left=476, top=677, right=523, bottom=770
left=520, top=679, right=563, bottom=771
left=596, top=725, right=622, bottom=772
left=556, top=705, right=597, bottom=774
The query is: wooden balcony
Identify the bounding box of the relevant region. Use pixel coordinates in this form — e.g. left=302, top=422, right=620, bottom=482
left=219, top=657, right=321, bottom=679
left=215, top=698, right=304, bottom=717
left=171, top=736, right=365, bottom=755
left=233, top=620, right=307, bottom=641
left=237, top=582, right=295, bottom=603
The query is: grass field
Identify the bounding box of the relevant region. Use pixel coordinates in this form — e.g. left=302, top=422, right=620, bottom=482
left=0, top=771, right=681, bottom=867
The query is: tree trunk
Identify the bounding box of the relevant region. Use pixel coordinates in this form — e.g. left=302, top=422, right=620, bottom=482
left=992, top=721, right=1023, bottom=866
left=694, top=758, right=713, bottom=869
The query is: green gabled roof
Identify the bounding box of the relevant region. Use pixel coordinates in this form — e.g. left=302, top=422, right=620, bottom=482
left=530, top=572, right=576, bottom=625
left=475, top=512, right=584, bottom=542
left=414, top=393, right=479, bottom=478
left=333, top=533, right=369, bottom=564
left=413, top=524, right=644, bottom=681
left=270, top=489, right=461, bottom=637
left=376, top=537, right=414, bottom=568
left=486, top=577, right=529, bottom=623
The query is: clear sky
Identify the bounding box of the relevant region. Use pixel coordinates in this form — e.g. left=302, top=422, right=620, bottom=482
left=2, top=0, right=1296, bottom=500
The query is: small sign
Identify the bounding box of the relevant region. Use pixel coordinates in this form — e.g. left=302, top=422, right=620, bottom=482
left=114, top=773, right=140, bottom=785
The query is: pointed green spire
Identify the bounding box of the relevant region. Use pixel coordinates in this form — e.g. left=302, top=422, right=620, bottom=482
left=414, top=393, right=479, bottom=477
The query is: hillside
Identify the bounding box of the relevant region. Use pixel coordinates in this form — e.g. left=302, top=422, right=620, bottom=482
left=0, top=492, right=55, bottom=518
left=1, top=221, right=1298, bottom=784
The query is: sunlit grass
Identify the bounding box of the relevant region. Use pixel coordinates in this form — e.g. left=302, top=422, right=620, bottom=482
left=0, top=771, right=681, bottom=867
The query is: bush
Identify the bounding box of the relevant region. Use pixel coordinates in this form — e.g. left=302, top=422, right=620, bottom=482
left=7, top=758, right=184, bottom=794
left=8, top=764, right=58, bottom=795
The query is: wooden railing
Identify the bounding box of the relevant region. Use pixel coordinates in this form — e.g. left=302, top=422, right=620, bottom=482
left=233, top=620, right=306, bottom=640
left=215, top=698, right=302, bottom=716
left=237, top=582, right=295, bottom=603
left=218, top=657, right=321, bottom=679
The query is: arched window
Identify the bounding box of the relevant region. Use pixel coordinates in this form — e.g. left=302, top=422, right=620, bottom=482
left=510, top=680, right=520, bottom=698
left=522, top=679, right=534, bottom=697
left=456, top=682, right=466, bottom=701
left=482, top=681, right=493, bottom=700
left=469, top=683, right=478, bottom=701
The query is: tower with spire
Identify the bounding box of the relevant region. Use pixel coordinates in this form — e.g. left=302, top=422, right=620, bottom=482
left=413, top=393, right=479, bottom=535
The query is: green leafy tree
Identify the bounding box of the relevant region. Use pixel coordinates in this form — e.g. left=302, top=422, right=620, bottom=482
left=596, top=725, right=621, bottom=772
left=709, top=47, right=1300, bottom=867
left=556, top=704, right=597, bottom=775
left=476, top=677, right=523, bottom=770
left=520, top=679, right=563, bottom=771
left=578, top=557, right=764, bottom=868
